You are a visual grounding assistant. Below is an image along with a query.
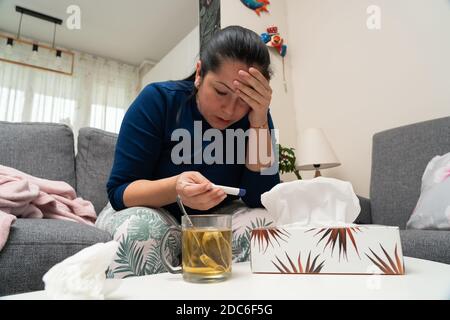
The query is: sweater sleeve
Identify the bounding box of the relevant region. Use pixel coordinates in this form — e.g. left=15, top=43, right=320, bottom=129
left=106, top=84, right=165, bottom=211
left=239, top=112, right=280, bottom=208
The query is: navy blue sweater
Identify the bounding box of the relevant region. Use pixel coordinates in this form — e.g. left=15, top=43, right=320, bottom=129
left=107, top=81, right=280, bottom=221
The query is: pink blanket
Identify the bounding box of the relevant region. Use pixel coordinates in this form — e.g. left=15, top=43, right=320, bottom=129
left=0, top=165, right=97, bottom=251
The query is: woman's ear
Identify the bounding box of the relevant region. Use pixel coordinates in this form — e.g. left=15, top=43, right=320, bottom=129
left=195, top=61, right=202, bottom=88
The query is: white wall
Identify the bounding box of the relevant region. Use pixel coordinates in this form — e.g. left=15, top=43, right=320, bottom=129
left=220, top=0, right=299, bottom=181
left=286, top=0, right=450, bottom=196
left=141, top=26, right=200, bottom=88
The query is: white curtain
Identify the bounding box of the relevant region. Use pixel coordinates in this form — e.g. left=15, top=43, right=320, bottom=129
left=0, top=52, right=139, bottom=136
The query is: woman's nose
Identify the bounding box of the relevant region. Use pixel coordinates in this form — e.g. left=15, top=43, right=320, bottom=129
left=222, top=97, right=238, bottom=117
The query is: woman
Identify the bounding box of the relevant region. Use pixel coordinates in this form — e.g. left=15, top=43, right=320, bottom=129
left=96, top=26, right=280, bottom=278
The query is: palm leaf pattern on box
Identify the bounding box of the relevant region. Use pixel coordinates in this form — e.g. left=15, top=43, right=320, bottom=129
left=365, top=244, right=405, bottom=275
left=272, top=251, right=325, bottom=274
left=307, top=227, right=362, bottom=261
left=233, top=217, right=273, bottom=261
left=250, top=218, right=290, bottom=253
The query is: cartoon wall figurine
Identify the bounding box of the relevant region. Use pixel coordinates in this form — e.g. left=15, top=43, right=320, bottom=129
left=261, top=26, right=287, bottom=57
left=240, top=0, right=270, bottom=16
left=261, top=26, right=288, bottom=92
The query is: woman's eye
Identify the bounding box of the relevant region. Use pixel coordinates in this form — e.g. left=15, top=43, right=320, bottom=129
left=215, top=89, right=227, bottom=96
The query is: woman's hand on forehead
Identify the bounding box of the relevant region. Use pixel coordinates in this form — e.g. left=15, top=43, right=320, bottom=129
left=236, top=67, right=270, bottom=92
left=233, top=67, right=272, bottom=127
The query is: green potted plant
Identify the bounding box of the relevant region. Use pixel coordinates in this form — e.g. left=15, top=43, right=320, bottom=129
left=278, top=144, right=302, bottom=180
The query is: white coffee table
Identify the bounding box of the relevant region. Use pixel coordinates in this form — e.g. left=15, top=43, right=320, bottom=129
left=3, top=257, right=450, bottom=300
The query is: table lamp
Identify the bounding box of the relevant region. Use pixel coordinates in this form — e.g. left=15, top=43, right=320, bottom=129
left=296, top=128, right=341, bottom=178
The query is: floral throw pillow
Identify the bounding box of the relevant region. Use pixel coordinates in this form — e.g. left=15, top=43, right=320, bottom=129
left=406, top=152, right=450, bottom=230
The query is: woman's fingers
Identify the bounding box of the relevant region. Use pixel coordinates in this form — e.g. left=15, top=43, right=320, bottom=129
left=236, top=88, right=261, bottom=109
left=235, top=83, right=265, bottom=107
left=190, top=172, right=211, bottom=185
left=237, top=68, right=272, bottom=94
left=248, top=67, right=272, bottom=92
left=176, top=171, right=212, bottom=198
left=186, top=188, right=227, bottom=210
left=234, top=68, right=272, bottom=112
left=237, top=70, right=268, bottom=96
left=202, top=191, right=227, bottom=210
left=176, top=171, right=227, bottom=210
left=182, top=182, right=212, bottom=197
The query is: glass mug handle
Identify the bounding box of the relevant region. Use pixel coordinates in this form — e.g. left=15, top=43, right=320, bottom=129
left=160, top=226, right=182, bottom=274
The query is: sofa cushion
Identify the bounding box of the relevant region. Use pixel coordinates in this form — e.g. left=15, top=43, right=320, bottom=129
left=76, top=128, right=118, bottom=214
left=371, top=116, right=450, bottom=228
left=0, top=219, right=111, bottom=296
left=0, top=121, right=76, bottom=189
left=400, top=229, right=450, bottom=264
left=406, top=152, right=450, bottom=230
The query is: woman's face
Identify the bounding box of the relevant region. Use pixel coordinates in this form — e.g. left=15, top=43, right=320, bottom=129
left=195, top=60, right=252, bottom=130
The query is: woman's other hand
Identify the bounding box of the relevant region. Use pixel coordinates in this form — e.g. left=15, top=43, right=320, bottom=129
left=176, top=172, right=227, bottom=210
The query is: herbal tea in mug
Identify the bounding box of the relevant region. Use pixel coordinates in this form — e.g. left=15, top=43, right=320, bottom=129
left=160, top=214, right=232, bottom=283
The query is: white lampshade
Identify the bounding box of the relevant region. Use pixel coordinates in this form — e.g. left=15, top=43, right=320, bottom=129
left=296, top=128, right=341, bottom=170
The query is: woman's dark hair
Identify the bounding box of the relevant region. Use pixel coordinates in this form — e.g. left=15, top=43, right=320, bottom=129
left=183, top=25, right=272, bottom=83
left=183, top=72, right=197, bottom=82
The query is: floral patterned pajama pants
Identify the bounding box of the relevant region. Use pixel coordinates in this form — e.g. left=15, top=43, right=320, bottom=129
left=95, top=201, right=275, bottom=279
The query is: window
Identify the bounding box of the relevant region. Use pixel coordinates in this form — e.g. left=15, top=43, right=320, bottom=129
left=31, top=94, right=76, bottom=125
left=90, top=104, right=125, bottom=133
left=0, top=55, right=137, bottom=133
left=0, top=87, right=25, bottom=122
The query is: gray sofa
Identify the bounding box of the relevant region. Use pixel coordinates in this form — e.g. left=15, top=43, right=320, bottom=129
left=0, top=117, right=449, bottom=296
left=0, top=122, right=114, bottom=296
left=355, top=116, right=450, bottom=264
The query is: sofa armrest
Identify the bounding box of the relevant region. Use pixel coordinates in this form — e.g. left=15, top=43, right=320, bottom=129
left=355, top=195, right=372, bottom=224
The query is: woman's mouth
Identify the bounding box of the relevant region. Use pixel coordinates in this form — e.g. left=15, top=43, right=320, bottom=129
left=216, top=116, right=231, bottom=125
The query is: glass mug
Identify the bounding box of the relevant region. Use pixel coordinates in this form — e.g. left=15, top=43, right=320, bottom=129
left=160, top=214, right=232, bottom=283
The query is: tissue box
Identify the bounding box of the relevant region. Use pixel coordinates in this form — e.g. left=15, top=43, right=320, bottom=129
left=250, top=224, right=405, bottom=275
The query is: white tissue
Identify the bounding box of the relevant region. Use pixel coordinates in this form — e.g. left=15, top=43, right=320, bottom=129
left=261, top=177, right=361, bottom=227
left=42, top=241, right=120, bottom=300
